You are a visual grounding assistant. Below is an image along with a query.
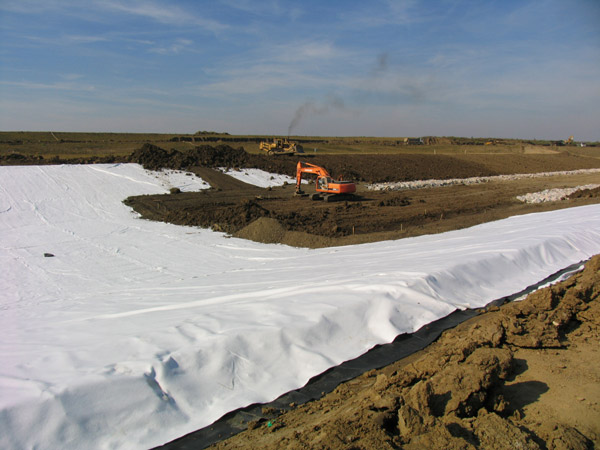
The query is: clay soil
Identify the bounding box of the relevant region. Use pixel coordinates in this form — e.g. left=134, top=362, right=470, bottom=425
left=208, top=255, right=600, bottom=450
left=125, top=144, right=600, bottom=248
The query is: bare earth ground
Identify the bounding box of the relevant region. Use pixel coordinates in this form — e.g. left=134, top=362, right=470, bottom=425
left=208, top=255, right=600, bottom=450
left=124, top=145, right=600, bottom=248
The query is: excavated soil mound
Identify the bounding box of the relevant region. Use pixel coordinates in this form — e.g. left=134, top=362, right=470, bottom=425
left=127, top=144, right=600, bottom=184
left=209, top=255, right=600, bottom=450
left=0, top=153, right=126, bottom=165
left=128, top=143, right=250, bottom=171
left=568, top=186, right=600, bottom=199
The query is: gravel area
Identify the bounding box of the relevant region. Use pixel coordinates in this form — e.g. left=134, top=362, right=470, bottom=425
left=367, top=168, right=600, bottom=191
left=517, top=184, right=600, bottom=203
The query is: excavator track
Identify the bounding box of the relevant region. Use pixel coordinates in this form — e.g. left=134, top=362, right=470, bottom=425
left=311, top=193, right=359, bottom=202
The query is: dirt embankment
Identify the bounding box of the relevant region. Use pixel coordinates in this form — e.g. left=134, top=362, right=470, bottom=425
left=124, top=144, right=600, bottom=248
left=127, top=143, right=600, bottom=184
left=207, top=255, right=600, bottom=450
left=0, top=152, right=127, bottom=165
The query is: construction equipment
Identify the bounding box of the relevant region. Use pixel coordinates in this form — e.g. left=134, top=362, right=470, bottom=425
left=295, top=161, right=356, bottom=202
left=259, top=138, right=304, bottom=155
left=564, top=135, right=574, bottom=145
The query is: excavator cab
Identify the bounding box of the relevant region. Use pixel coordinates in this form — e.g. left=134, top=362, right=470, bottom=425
left=317, top=176, right=332, bottom=191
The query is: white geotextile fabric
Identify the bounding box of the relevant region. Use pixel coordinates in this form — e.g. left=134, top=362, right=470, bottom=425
left=219, top=167, right=299, bottom=187
left=1, top=164, right=599, bottom=450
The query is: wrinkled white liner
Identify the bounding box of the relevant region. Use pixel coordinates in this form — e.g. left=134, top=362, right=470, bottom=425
left=1, top=164, right=599, bottom=450
left=218, top=167, right=301, bottom=187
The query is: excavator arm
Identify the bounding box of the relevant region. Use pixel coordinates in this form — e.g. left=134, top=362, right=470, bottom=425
left=295, top=162, right=330, bottom=193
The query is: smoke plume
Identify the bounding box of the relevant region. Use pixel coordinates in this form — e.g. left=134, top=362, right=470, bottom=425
left=287, top=94, right=346, bottom=136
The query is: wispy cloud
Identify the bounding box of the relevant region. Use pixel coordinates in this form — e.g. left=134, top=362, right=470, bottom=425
left=218, top=0, right=282, bottom=16
left=0, top=0, right=78, bottom=14
left=1, top=0, right=598, bottom=139
left=59, top=73, right=84, bottom=81
left=148, top=38, right=195, bottom=55
left=269, top=40, right=343, bottom=63
left=0, top=80, right=96, bottom=92
left=338, top=0, right=422, bottom=28
left=196, top=70, right=317, bottom=96
left=217, top=0, right=304, bottom=21
left=65, top=34, right=109, bottom=44
left=19, top=33, right=110, bottom=47
left=96, top=0, right=228, bottom=32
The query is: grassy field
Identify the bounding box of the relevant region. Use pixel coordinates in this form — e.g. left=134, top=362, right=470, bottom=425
left=1, top=131, right=598, bottom=159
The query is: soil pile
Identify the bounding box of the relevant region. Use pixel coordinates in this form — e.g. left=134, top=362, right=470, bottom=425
left=209, top=255, right=600, bottom=450
left=169, top=199, right=271, bottom=235
left=0, top=153, right=125, bottom=165
left=569, top=186, right=600, bottom=199
left=127, top=144, right=600, bottom=184
left=128, top=143, right=250, bottom=171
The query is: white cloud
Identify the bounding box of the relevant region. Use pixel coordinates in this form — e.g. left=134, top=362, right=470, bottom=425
left=20, top=33, right=110, bottom=47
left=0, top=0, right=76, bottom=14
left=0, top=80, right=96, bottom=92
left=60, top=73, right=84, bottom=81
left=197, top=71, right=310, bottom=96
left=148, top=38, right=195, bottom=55
left=65, top=34, right=109, bottom=44
left=254, top=40, right=350, bottom=65
left=338, top=0, right=422, bottom=28
left=96, top=0, right=228, bottom=32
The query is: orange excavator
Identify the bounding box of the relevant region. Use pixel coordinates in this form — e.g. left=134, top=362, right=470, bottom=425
left=295, top=161, right=356, bottom=201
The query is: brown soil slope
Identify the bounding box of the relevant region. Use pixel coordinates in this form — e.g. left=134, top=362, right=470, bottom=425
left=209, top=255, right=600, bottom=450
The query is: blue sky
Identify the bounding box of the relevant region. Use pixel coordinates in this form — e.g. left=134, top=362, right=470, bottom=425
left=1, top=0, right=599, bottom=139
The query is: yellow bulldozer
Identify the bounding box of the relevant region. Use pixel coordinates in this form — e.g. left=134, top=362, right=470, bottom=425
left=259, top=138, right=304, bottom=155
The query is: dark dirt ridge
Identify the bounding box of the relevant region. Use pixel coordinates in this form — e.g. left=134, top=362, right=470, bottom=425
left=208, top=255, right=600, bottom=450
left=3, top=142, right=599, bottom=184
left=127, top=143, right=600, bottom=184
left=124, top=144, right=600, bottom=248
left=0, top=152, right=127, bottom=165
